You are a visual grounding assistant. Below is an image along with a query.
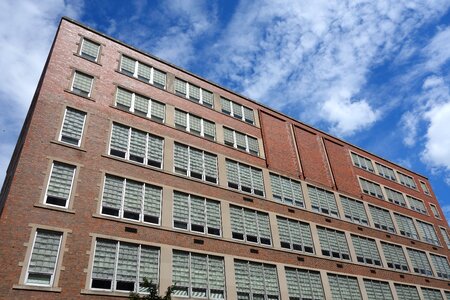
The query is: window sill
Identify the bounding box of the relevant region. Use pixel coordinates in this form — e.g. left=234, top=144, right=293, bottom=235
left=81, top=289, right=130, bottom=297
left=50, top=140, right=87, bottom=152
left=109, top=105, right=165, bottom=125
left=13, top=284, right=61, bottom=293
left=92, top=213, right=161, bottom=228
left=64, top=89, right=95, bottom=101
left=115, top=69, right=166, bottom=91
left=34, top=203, right=76, bottom=214
left=73, top=52, right=103, bottom=66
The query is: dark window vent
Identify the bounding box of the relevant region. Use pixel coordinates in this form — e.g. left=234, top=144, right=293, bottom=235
left=125, top=227, right=137, bottom=233
left=194, top=239, right=204, bottom=245
left=250, top=248, right=259, bottom=254
left=243, top=197, right=253, bottom=203
left=336, top=264, right=343, bottom=269
left=297, top=256, right=304, bottom=262
left=370, top=270, right=376, bottom=274
left=386, top=234, right=391, bottom=238
left=325, top=218, right=331, bottom=223
left=288, top=208, right=295, bottom=213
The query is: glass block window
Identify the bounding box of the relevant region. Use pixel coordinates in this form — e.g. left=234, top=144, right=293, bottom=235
left=234, top=260, right=279, bottom=300
left=45, top=162, right=76, bottom=208
left=308, top=185, right=338, bottom=217
left=71, top=71, right=93, bottom=97
left=174, top=143, right=218, bottom=184
left=394, top=213, right=419, bottom=240
left=119, top=55, right=166, bottom=89
left=394, top=284, right=419, bottom=300
left=109, top=123, right=164, bottom=168
left=417, top=220, right=440, bottom=246
left=440, top=227, right=450, bottom=249
left=174, top=78, right=214, bottom=108
left=175, top=109, right=215, bottom=140
left=430, top=204, right=440, bottom=218
left=384, top=187, right=406, bottom=207
left=421, top=288, right=443, bottom=300
left=173, top=191, right=221, bottom=236
left=285, top=267, right=324, bottom=300
left=172, top=250, right=225, bottom=299
left=406, top=196, right=427, bottom=214
left=270, top=173, right=304, bottom=208
left=223, top=127, right=259, bottom=156
left=101, top=174, right=161, bottom=224
left=340, top=196, right=368, bottom=225
left=375, top=162, right=397, bottom=181
left=60, top=107, right=86, bottom=146
left=381, top=242, right=409, bottom=271
left=328, top=274, right=361, bottom=300
left=446, top=291, right=450, bottom=299
left=80, top=38, right=100, bottom=61
left=369, top=205, right=395, bottom=233
left=230, top=205, right=271, bottom=245
left=115, top=87, right=165, bottom=122
left=397, top=172, right=417, bottom=189
left=359, top=178, right=384, bottom=199
left=220, top=97, right=255, bottom=124
left=277, top=216, right=314, bottom=253
left=351, top=152, right=374, bottom=172
left=226, top=159, right=264, bottom=196
left=90, top=239, right=159, bottom=293
left=364, top=279, right=393, bottom=300
left=351, top=235, right=382, bottom=266
left=317, top=227, right=350, bottom=260
left=430, top=254, right=450, bottom=279
left=407, top=248, right=433, bottom=276
left=420, top=181, right=430, bottom=195
left=25, top=230, right=62, bottom=286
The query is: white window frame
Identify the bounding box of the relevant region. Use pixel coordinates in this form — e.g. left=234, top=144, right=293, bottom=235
left=350, top=151, right=374, bottom=172
left=230, top=205, right=272, bottom=246
left=43, top=162, right=76, bottom=209
left=79, top=38, right=100, bottom=62
left=71, top=71, right=94, bottom=97
left=58, top=107, right=87, bottom=147
left=173, top=143, right=218, bottom=184
left=226, top=159, right=265, bottom=196
left=375, top=162, right=397, bottom=181
left=115, top=87, right=165, bottom=123
left=220, top=97, right=255, bottom=124
left=175, top=109, right=215, bottom=140
left=430, top=204, right=440, bottom=219
left=406, top=195, right=427, bottom=215
left=439, top=227, right=450, bottom=249
left=120, top=55, right=166, bottom=89
left=175, top=79, right=214, bottom=108
left=223, top=127, right=259, bottom=156
left=419, top=180, right=431, bottom=195
left=381, top=242, right=409, bottom=272
left=397, top=171, right=417, bottom=189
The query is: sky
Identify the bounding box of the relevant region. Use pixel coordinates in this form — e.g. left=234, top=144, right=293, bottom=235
left=1, top=0, right=450, bottom=223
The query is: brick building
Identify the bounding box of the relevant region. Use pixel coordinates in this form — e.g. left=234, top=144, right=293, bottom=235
left=0, top=17, right=449, bottom=299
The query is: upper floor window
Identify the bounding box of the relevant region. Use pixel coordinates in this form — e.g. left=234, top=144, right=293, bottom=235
left=420, top=181, right=431, bottom=195
left=234, top=260, right=279, bottom=300
left=45, top=162, right=76, bottom=208
left=430, top=204, right=440, bottom=218
left=406, top=195, right=427, bottom=214
left=174, top=143, right=218, bottom=184
left=364, top=279, right=393, bottom=300
left=285, top=267, right=324, bottom=300
left=174, top=78, right=214, bottom=108
left=80, top=38, right=100, bottom=62
left=375, top=162, right=397, bottom=181
left=223, top=127, right=259, bottom=156
left=109, top=123, right=164, bottom=168
left=59, top=107, right=86, bottom=146
left=277, top=216, right=314, bottom=253
left=270, top=173, right=304, bottom=208
left=308, top=185, right=338, bottom=217
left=416, top=220, right=440, bottom=246
left=381, top=242, right=408, bottom=271
left=397, top=172, right=417, bottom=189
left=351, top=235, right=382, bottom=266
left=440, top=227, right=450, bottom=249
left=359, top=178, right=384, bottom=199
left=226, top=159, right=264, bottom=196
left=230, top=205, right=271, bottom=245
left=220, top=97, right=255, bottom=124
left=394, top=284, right=419, bottom=300
left=175, top=109, right=215, bottom=140
left=351, top=152, right=374, bottom=172
left=369, top=205, right=395, bottom=233
left=394, top=213, right=419, bottom=240
left=327, top=274, right=361, bottom=300
left=317, top=226, right=350, bottom=260
left=430, top=254, right=450, bottom=279
left=421, top=288, right=444, bottom=300
left=115, top=87, right=165, bottom=122
left=340, top=196, right=368, bottom=226
left=71, top=71, right=93, bottom=97
left=120, top=55, right=166, bottom=89
left=406, top=248, right=433, bottom=276
left=384, top=187, right=406, bottom=207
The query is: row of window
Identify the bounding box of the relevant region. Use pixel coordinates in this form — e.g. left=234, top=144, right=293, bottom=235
left=23, top=230, right=450, bottom=299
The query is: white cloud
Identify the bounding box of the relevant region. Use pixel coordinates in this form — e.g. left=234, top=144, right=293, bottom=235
left=424, top=26, right=450, bottom=71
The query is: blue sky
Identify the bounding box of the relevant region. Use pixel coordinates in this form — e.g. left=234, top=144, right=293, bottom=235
left=1, top=0, right=450, bottom=223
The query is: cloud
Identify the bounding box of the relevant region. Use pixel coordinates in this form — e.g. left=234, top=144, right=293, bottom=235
left=424, top=26, right=450, bottom=71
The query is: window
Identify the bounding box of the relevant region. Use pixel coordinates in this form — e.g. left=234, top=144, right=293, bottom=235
left=226, top=159, right=264, bottom=196
left=430, top=254, right=450, bottom=279
left=351, top=152, right=374, bottom=172
left=277, top=217, right=314, bottom=253
left=394, top=213, right=419, bottom=240
left=101, top=175, right=161, bottom=224
left=359, top=178, right=384, bottom=199
left=115, top=87, right=165, bottom=122
left=25, top=230, right=62, bottom=286
left=416, top=220, right=440, bottom=245
left=175, top=109, right=215, bottom=140
left=220, top=97, right=254, bottom=124
left=327, top=274, right=361, bottom=300
left=421, top=288, right=443, bottom=300
left=173, top=191, right=221, bottom=236
left=407, top=248, right=433, bottom=276
left=440, top=227, right=450, bottom=248
left=384, top=187, right=406, bottom=207
left=90, top=239, right=159, bottom=292
left=80, top=38, right=100, bottom=61
left=394, top=284, right=419, bottom=300
left=369, top=205, right=395, bottom=233
left=406, top=196, right=427, bottom=214
left=110, top=123, right=164, bottom=168
left=172, top=250, right=225, bottom=299
left=71, top=71, right=93, bottom=97
left=59, top=107, right=86, bottom=146
left=234, top=259, right=279, bottom=300
left=397, top=172, right=417, bottom=189
left=174, top=78, right=214, bottom=108
left=430, top=204, right=440, bottom=218
left=45, top=162, right=76, bottom=208
left=340, top=196, right=368, bottom=225
left=285, top=267, right=324, bottom=300
left=230, top=205, right=271, bottom=245
left=363, top=279, right=393, bottom=300
left=120, top=55, right=166, bottom=89
left=381, top=242, right=409, bottom=271
left=351, top=235, right=382, bottom=266
left=317, top=226, right=350, bottom=260
left=308, top=185, right=338, bottom=217
left=223, top=127, right=259, bottom=156
left=174, top=143, right=218, bottom=184
left=375, top=162, right=397, bottom=181
left=420, top=181, right=430, bottom=195
left=269, top=173, right=304, bottom=208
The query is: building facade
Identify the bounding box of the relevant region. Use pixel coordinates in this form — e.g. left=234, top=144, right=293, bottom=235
left=0, top=17, right=449, bottom=299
